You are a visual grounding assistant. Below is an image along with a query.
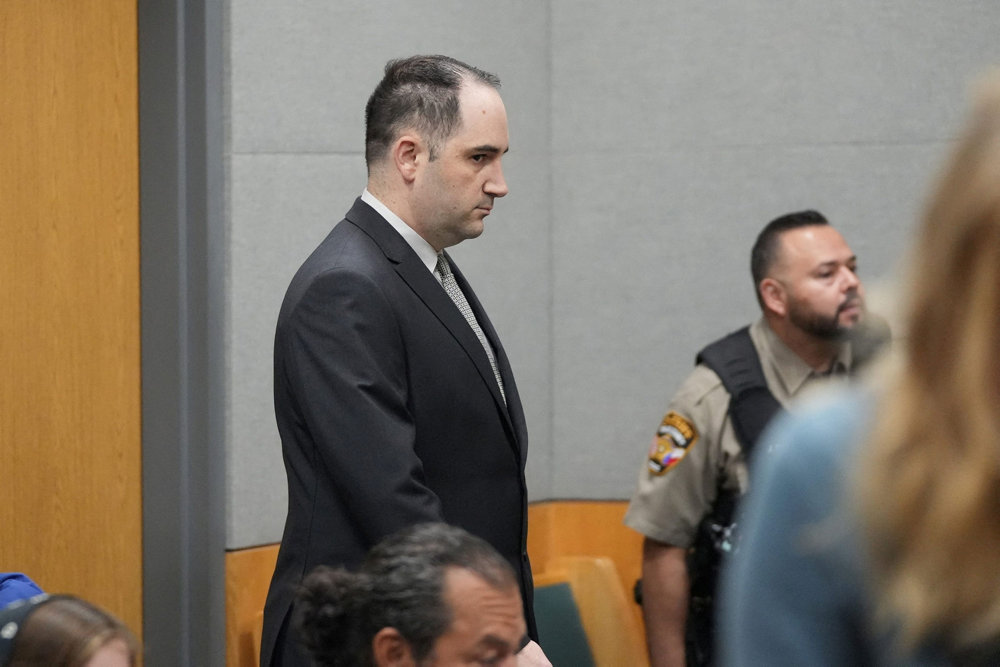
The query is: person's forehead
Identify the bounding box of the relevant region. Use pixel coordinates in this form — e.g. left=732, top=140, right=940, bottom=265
left=84, top=638, right=132, bottom=667
left=445, top=568, right=519, bottom=609
left=453, top=85, right=508, bottom=134
left=429, top=570, right=524, bottom=666
left=442, top=568, right=523, bottom=632
left=457, top=80, right=503, bottom=108
left=778, top=225, right=853, bottom=264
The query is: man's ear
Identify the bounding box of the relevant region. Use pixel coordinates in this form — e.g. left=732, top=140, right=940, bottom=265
left=392, top=135, right=422, bottom=184
left=372, top=627, right=417, bottom=667
left=759, top=278, right=787, bottom=317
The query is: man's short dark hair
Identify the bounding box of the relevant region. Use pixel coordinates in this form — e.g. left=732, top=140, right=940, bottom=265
left=750, top=209, right=830, bottom=306
left=294, top=522, right=518, bottom=667
left=364, top=55, right=500, bottom=166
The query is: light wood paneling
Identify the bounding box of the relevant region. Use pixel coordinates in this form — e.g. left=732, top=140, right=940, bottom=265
left=226, top=545, right=279, bottom=667
left=527, top=500, right=644, bottom=603
left=527, top=500, right=647, bottom=645
left=534, top=555, right=648, bottom=667
left=0, top=0, right=142, bottom=637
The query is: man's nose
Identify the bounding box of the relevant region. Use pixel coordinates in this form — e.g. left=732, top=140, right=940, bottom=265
left=485, top=163, right=508, bottom=198
left=840, top=267, right=861, bottom=291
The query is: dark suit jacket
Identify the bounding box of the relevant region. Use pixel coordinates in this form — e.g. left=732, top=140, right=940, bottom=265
left=260, top=199, right=535, bottom=666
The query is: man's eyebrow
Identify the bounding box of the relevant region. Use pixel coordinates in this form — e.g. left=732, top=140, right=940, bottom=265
left=815, top=255, right=858, bottom=269
left=470, top=144, right=509, bottom=154
left=476, top=634, right=514, bottom=650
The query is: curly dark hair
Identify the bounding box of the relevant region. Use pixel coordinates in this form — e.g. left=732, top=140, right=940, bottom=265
left=294, top=522, right=517, bottom=666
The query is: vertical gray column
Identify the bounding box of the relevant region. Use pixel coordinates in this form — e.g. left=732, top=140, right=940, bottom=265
left=139, top=0, right=225, bottom=664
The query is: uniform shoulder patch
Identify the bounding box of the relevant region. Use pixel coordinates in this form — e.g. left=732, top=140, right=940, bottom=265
left=647, top=411, right=699, bottom=475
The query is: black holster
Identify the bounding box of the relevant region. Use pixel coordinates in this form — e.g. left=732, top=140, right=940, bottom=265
left=684, top=490, right=738, bottom=667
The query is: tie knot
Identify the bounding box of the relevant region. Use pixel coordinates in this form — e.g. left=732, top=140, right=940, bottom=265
left=436, top=253, right=452, bottom=278
left=434, top=252, right=506, bottom=403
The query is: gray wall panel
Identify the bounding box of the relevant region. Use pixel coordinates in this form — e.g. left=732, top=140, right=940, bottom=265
left=226, top=0, right=1000, bottom=549
left=226, top=1, right=551, bottom=548
left=230, top=1, right=550, bottom=153
left=552, top=1, right=1000, bottom=151
left=227, top=153, right=367, bottom=548
left=550, top=141, right=948, bottom=499
left=545, top=0, right=1000, bottom=502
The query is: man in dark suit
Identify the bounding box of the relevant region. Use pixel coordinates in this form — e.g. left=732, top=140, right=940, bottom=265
left=261, top=55, right=549, bottom=666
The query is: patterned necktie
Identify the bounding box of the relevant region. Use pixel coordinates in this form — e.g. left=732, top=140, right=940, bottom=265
left=436, top=253, right=506, bottom=403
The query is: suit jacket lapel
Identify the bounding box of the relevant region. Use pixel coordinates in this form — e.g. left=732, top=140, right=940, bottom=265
left=345, top=199, right=520, bottom=444
left=448, top=257, right=529, bottom=457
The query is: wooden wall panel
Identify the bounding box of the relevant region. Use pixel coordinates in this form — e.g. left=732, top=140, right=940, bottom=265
left=0, top=0, right=142, bottom=637
left=527, top=501, right=647, bottom=641
left=226, top=546, right=280, bottom=667
left=527, top=501, right=644, bottom=603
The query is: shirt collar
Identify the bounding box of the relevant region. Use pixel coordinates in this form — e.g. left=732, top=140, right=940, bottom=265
left=751, top=317, right=853, bottom=396
left=361, top=189, right=439, bottom=276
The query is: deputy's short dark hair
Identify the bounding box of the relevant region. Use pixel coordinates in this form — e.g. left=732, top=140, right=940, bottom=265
left=750, top=209, right=830, bottom=306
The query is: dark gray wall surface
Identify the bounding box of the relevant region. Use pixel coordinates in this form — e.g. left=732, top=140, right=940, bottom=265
left=140, top=0, right=226, bottom=663
left=226, top=0, right=1000, bottom=549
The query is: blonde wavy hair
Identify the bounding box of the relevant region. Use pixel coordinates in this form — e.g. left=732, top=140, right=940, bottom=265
left=859, top=71, right=1000, bottom=653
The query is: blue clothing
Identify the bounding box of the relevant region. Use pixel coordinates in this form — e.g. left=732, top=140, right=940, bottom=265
left=0, top=573, right=44, bottom=607
left=719, top=390, right=959, bottom=666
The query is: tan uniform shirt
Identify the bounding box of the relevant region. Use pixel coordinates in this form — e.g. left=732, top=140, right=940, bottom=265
left=624, top=318, right=852, bottom=548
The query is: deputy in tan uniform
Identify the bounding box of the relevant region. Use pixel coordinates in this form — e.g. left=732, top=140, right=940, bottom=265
left=625, top=210, right=885, bottom=667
